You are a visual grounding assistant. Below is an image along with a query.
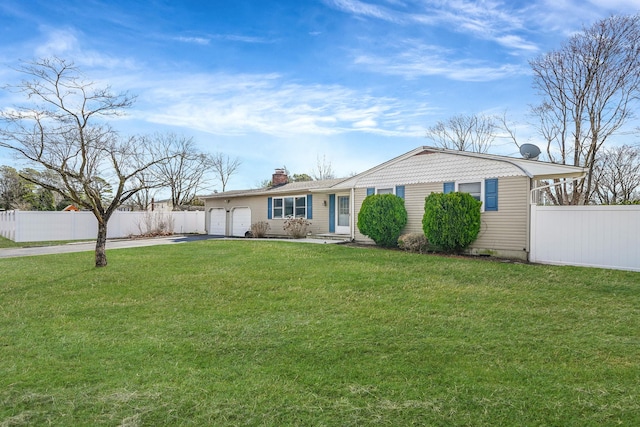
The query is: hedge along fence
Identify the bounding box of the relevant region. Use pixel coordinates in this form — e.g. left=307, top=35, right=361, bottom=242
left=0, top=210, right=206, bottom=242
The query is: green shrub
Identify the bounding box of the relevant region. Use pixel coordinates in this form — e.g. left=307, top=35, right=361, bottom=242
left=422, top=192, right=481, bottom=253
left=357, top=194, right=408, bottom=247
left=398, top=233, right=430, bottom=253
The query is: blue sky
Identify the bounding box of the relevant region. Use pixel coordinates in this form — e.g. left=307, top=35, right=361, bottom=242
left=1, top=0, right=639, bottom=191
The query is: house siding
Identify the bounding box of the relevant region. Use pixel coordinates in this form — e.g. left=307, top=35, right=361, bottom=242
left=471, top=176, right=529, bottom=259
left=352, top=176, right=530, bottom=259
left=204, top=193, right=332, bottom=237
left=309, top=194, right=332, bottom=235
left=200, top=147, right=584, bottom=261
left=353, top=188, right=374, bottom=244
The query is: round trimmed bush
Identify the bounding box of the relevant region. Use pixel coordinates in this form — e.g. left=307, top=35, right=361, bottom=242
left=357, top=194, right=408, bottom=247
left=422, top=192, right=481, bottom=253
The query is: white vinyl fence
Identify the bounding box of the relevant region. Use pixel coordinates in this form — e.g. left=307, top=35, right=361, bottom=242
left=530, top=204, right=640, bottom=272
left=0, top=210, right=205, bottom=242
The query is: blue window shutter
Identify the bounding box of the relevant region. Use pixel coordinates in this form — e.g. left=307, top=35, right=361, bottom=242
left=307, top=194, right=313, bottom=219
left=395, top=185, right=405, bottom=199
left=485, top=179, right=498, bottom=211
left=366, top=187, right=375, bottom=196
left=267, top=197, right=272, bottom=219
left=443, top=182, right=455, bottom=194
left=329, top=194, right=336, bottom=232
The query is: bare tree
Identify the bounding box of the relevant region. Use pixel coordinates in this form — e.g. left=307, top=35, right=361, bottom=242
left=425, top=113, right=497, bottom=153
left=153, top=133, right=212, bottom=209
left=0, top=58, right=174, bottom=267
left=312, top=155, right=335, bottom=180
left=211, top=152, right=241, bottom=192
left=496, top=112, right=524, bottom=149
left=591, top=144, right=640, bottom=204
left=127, top=170, right=157, bottom=211
left=530, top=14, right=640, bottom=204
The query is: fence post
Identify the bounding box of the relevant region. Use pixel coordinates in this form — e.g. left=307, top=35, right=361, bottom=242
left=14, top=210, right=21, bottom=242
left=529, top=204, right=537, bottom=263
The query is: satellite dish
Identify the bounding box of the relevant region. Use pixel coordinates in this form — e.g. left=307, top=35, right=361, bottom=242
left=520, top=143, right=541, bottom=160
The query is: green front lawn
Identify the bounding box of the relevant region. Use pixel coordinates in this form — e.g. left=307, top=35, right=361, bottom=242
left=1, top=241, right=638, bottom=425
left=0, top=235, right=90, bottom=249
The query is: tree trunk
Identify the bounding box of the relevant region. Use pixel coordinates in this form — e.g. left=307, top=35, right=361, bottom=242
left=95, top=220, right=108, bottom=267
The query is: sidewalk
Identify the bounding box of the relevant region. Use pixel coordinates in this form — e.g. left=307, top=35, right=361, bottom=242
left=0, top=235, right=347, bottom=259
left=0, top=235, right=218, bottom=259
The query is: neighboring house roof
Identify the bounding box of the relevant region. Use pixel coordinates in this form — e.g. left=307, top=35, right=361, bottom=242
left=200, top=146, right=586, bottom=199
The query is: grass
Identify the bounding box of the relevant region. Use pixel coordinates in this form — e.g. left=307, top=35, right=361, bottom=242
left=0, top=235, right=92, bottom=249
left=1, top=240, right=639, bottom=426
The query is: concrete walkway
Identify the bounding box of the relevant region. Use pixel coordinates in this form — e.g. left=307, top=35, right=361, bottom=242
left=0, top=235, right=347, bottom=259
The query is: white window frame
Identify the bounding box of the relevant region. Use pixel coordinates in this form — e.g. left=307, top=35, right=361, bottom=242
left=376, top=187, right=395, bottom=195
left=456, top=180, right=485, bottom=212
left=272, top=195, right=307, bottom=219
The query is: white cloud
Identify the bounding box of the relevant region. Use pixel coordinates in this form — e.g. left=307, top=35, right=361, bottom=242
left=132, top=72, right=431, bottom=138
left=216, top=34, right=274, bottom=44
left=326, top=0, right=401, bottom=22
left=174, top=33, right=274, bottom=45
left=527, top=0, right=640, bottom=37
left=588, top=0, right=640, bottom=10
left=34, top=27, right=138, bottom=70
left=353, top=117, right=378, bottom=128
left=174, top=36, right=210, bottom=45
left=35, top=27, right=79, bottom=57
left=495, top=35, right=539, bottom=53
left=353, top=41, right=529, bottom=81
left=327, top=0, right=539, bottom=54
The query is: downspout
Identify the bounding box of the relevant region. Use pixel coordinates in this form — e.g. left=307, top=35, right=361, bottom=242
left=350, top=187, right=356, bottom=241
left=526, top=179, right=533, bottom=261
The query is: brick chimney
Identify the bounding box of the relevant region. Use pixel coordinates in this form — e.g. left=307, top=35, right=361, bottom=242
left=272, top=168, right=288, bottom=186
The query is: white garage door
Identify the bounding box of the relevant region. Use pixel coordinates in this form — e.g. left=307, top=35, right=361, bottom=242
left=209, top=208, right=226, bottom=236
left=232, top=207, right=251, bottom=237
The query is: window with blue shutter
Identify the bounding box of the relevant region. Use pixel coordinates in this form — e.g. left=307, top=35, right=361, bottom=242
left=268, top=195, right=311, bottom=219
left=484, top=178, right=498, bottom=211
left=366, top=187, right=375, bottom=196
left=443, top=182, right=455, bottom=194
left=328, top=194, right=336, bottom=232
left=395, top=185, right=405, bottom=199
